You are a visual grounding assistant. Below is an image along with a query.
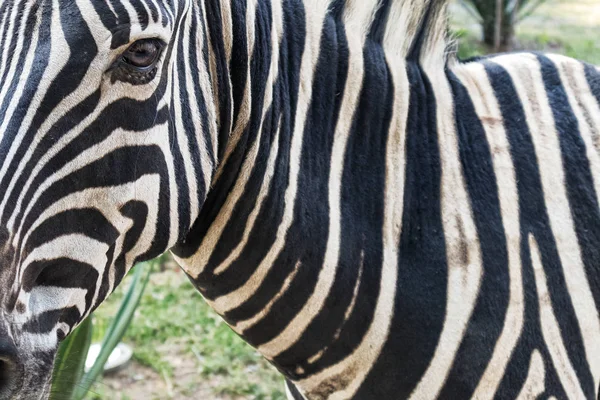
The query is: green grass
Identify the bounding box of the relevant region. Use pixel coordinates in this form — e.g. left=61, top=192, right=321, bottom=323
left=86, top=262, right=286, bottom=399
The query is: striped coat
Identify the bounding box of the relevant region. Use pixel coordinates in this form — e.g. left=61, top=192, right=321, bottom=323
left=0, top=0, right=598, bottom=399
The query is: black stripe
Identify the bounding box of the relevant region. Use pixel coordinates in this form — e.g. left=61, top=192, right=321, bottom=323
left=23, top=208, right=119, bottom=257
left=22, top=259, right=97, bottom=292
left=195, top=0, right=275, bottom=278
left=584, top=63, right=600, bottom=105
left=267, top=9, right=351, bottom=372
left=94, top=242, right=117, bottom=313
left=169, top=10, right=192, bottom=240
left=173, top=0, right=278, bottom=261
left=537, top=53, right=598, bottom=397
left=328, top=0, right=345, bottom=20
left=23, top=259, right=99, bottom=314
left=0, top=1, right=98, bottom=223
left=92, top=0, right=131, bottom=49
left=198, top=3, right=216, bottom=164
left=13, top=101, right=169, bottom=240
left=0, top=0, right=30, bottom=107
left=205, top=0, right=233, bottom=161
left=286, top=21, right=392, bottom=383
left=285, top=379, right=305, bottom=400
left=175, top=7, right=210, bottom=233
left=3, top=90, right=101, bottom=235
left=0, top=0, right=29, bottom=76
left=483, top=59, right=579, bottom=399
left=194, top=4, right=216, bottom=167
left=128, top=0, right=151, bottom=29
left=438, top=69, right=510, bottom=398
left=357, top=63, right=447, bottom=397
left=0, top=0, right=49, bottom=214
left=193, top=0, right=303, bottom=308
left=367, top=0, right=392, bottom=44
left=23, top=307, right=80, bottom=335
left=20, top=146, right=170, bottom=273
left=113, top=200, right=150, bottom=286
left=234, top=5, right=343, bottom=352
left=142, top=0, right=159, bottom=24
left=230, top=0, right=249, bottom=128
left=406, top=1, right=436, bottom=61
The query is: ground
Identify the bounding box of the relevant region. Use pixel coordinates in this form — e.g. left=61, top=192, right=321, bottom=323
left=86, top=1, right=600, bottom=399
left=86, top=263, right=286, bottom=400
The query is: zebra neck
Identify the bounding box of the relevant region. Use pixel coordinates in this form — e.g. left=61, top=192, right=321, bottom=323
left=172, top=0, right=453, bottom=384
left=196, top=0, right=452, bottom=184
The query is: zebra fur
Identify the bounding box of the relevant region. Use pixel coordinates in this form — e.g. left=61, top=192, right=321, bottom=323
left=0, top=0, right=599, bottom=399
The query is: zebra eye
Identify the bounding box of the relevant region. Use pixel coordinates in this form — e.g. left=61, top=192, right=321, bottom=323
left=121, top=38, right=164, bottom=70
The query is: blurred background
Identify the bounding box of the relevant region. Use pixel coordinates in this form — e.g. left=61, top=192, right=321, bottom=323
left=84, top=1, right=600, bottom=399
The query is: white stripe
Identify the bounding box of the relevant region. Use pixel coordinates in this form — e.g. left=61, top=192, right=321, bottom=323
left=0, top=2, right=54, bottom=221
left=383, top=0, right=420, bottom=57
left=120, top=0, right=141, bottom=29
left=19, top=326, right=66, bottom=352
left=172, top=6, right=202, bottom=230
left=255, top=9, right=366, bottom=358
left=529, top=234, right=586, bottom=399
left=548, top=54, right=600, bottom=210
left=343, top=0, right=381, bottom=40
left=210, top=0, right=258, bottom=184
left=495, top=54, right=600, bottom=392
left=453, top=62, right=525, bottom=399
left=13, top=123, right=173, bottom=249
left=220, top=0, right=233, bottom=65
left=5, top=7, right=171, bottom=238
left=516, top=350, right=546, bottom=400
left=191, top=0, right=219, bottom=184
left=0, top=1, right=34, bottom=94
left=305, top=251, right=364, bottom=367
left=295, top=13, right=408, bottom=397
left=27, top=286, right=88, bottom=316
left=20, top=234, right=108, bottom=277
left=410, top=60, right=483, bottom=400
left=0, top=3, right=18, bottom=79
left=202, top=1, right=328, bottom=315
left=219, top=0, right=234, bottom=138
left=548, top=54, right=600, bottom=397
left=178, top=0, right=284, bottom=281
left=180, top=6, right=214, bottom=217
left=209, top=112, right=281, bottom=282
left=221, top=119, right=285, bottom=333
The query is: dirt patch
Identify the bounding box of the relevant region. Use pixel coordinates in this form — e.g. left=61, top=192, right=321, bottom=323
left=93, top=348, right=247, bottom=400
left=90, top=262, right=285, bottom=399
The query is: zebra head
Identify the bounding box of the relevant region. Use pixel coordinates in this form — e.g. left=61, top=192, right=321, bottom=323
left=0, top=1, right=215, bottom=397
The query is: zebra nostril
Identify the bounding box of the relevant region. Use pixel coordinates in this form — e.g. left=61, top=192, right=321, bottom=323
left=0, top=359, right=13, bottom=394
left=0, top=359, right=10, bottom=384
left=0, top=339, right=21, bottom=397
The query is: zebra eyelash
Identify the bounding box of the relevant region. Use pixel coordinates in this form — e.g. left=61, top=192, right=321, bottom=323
left=110, top=64, right=160, bottom=85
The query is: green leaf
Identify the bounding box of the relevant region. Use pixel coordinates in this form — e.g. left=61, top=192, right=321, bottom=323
left=73, top=261, right=153, bottom=400
left=49, top=317, right=93, bottom=400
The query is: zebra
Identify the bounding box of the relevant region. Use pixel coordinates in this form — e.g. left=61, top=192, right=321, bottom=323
left=0, top=0, right=600, bottom=398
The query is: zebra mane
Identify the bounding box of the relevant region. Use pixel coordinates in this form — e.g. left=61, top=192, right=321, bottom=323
left=378, top=0, right=452, bottom=64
